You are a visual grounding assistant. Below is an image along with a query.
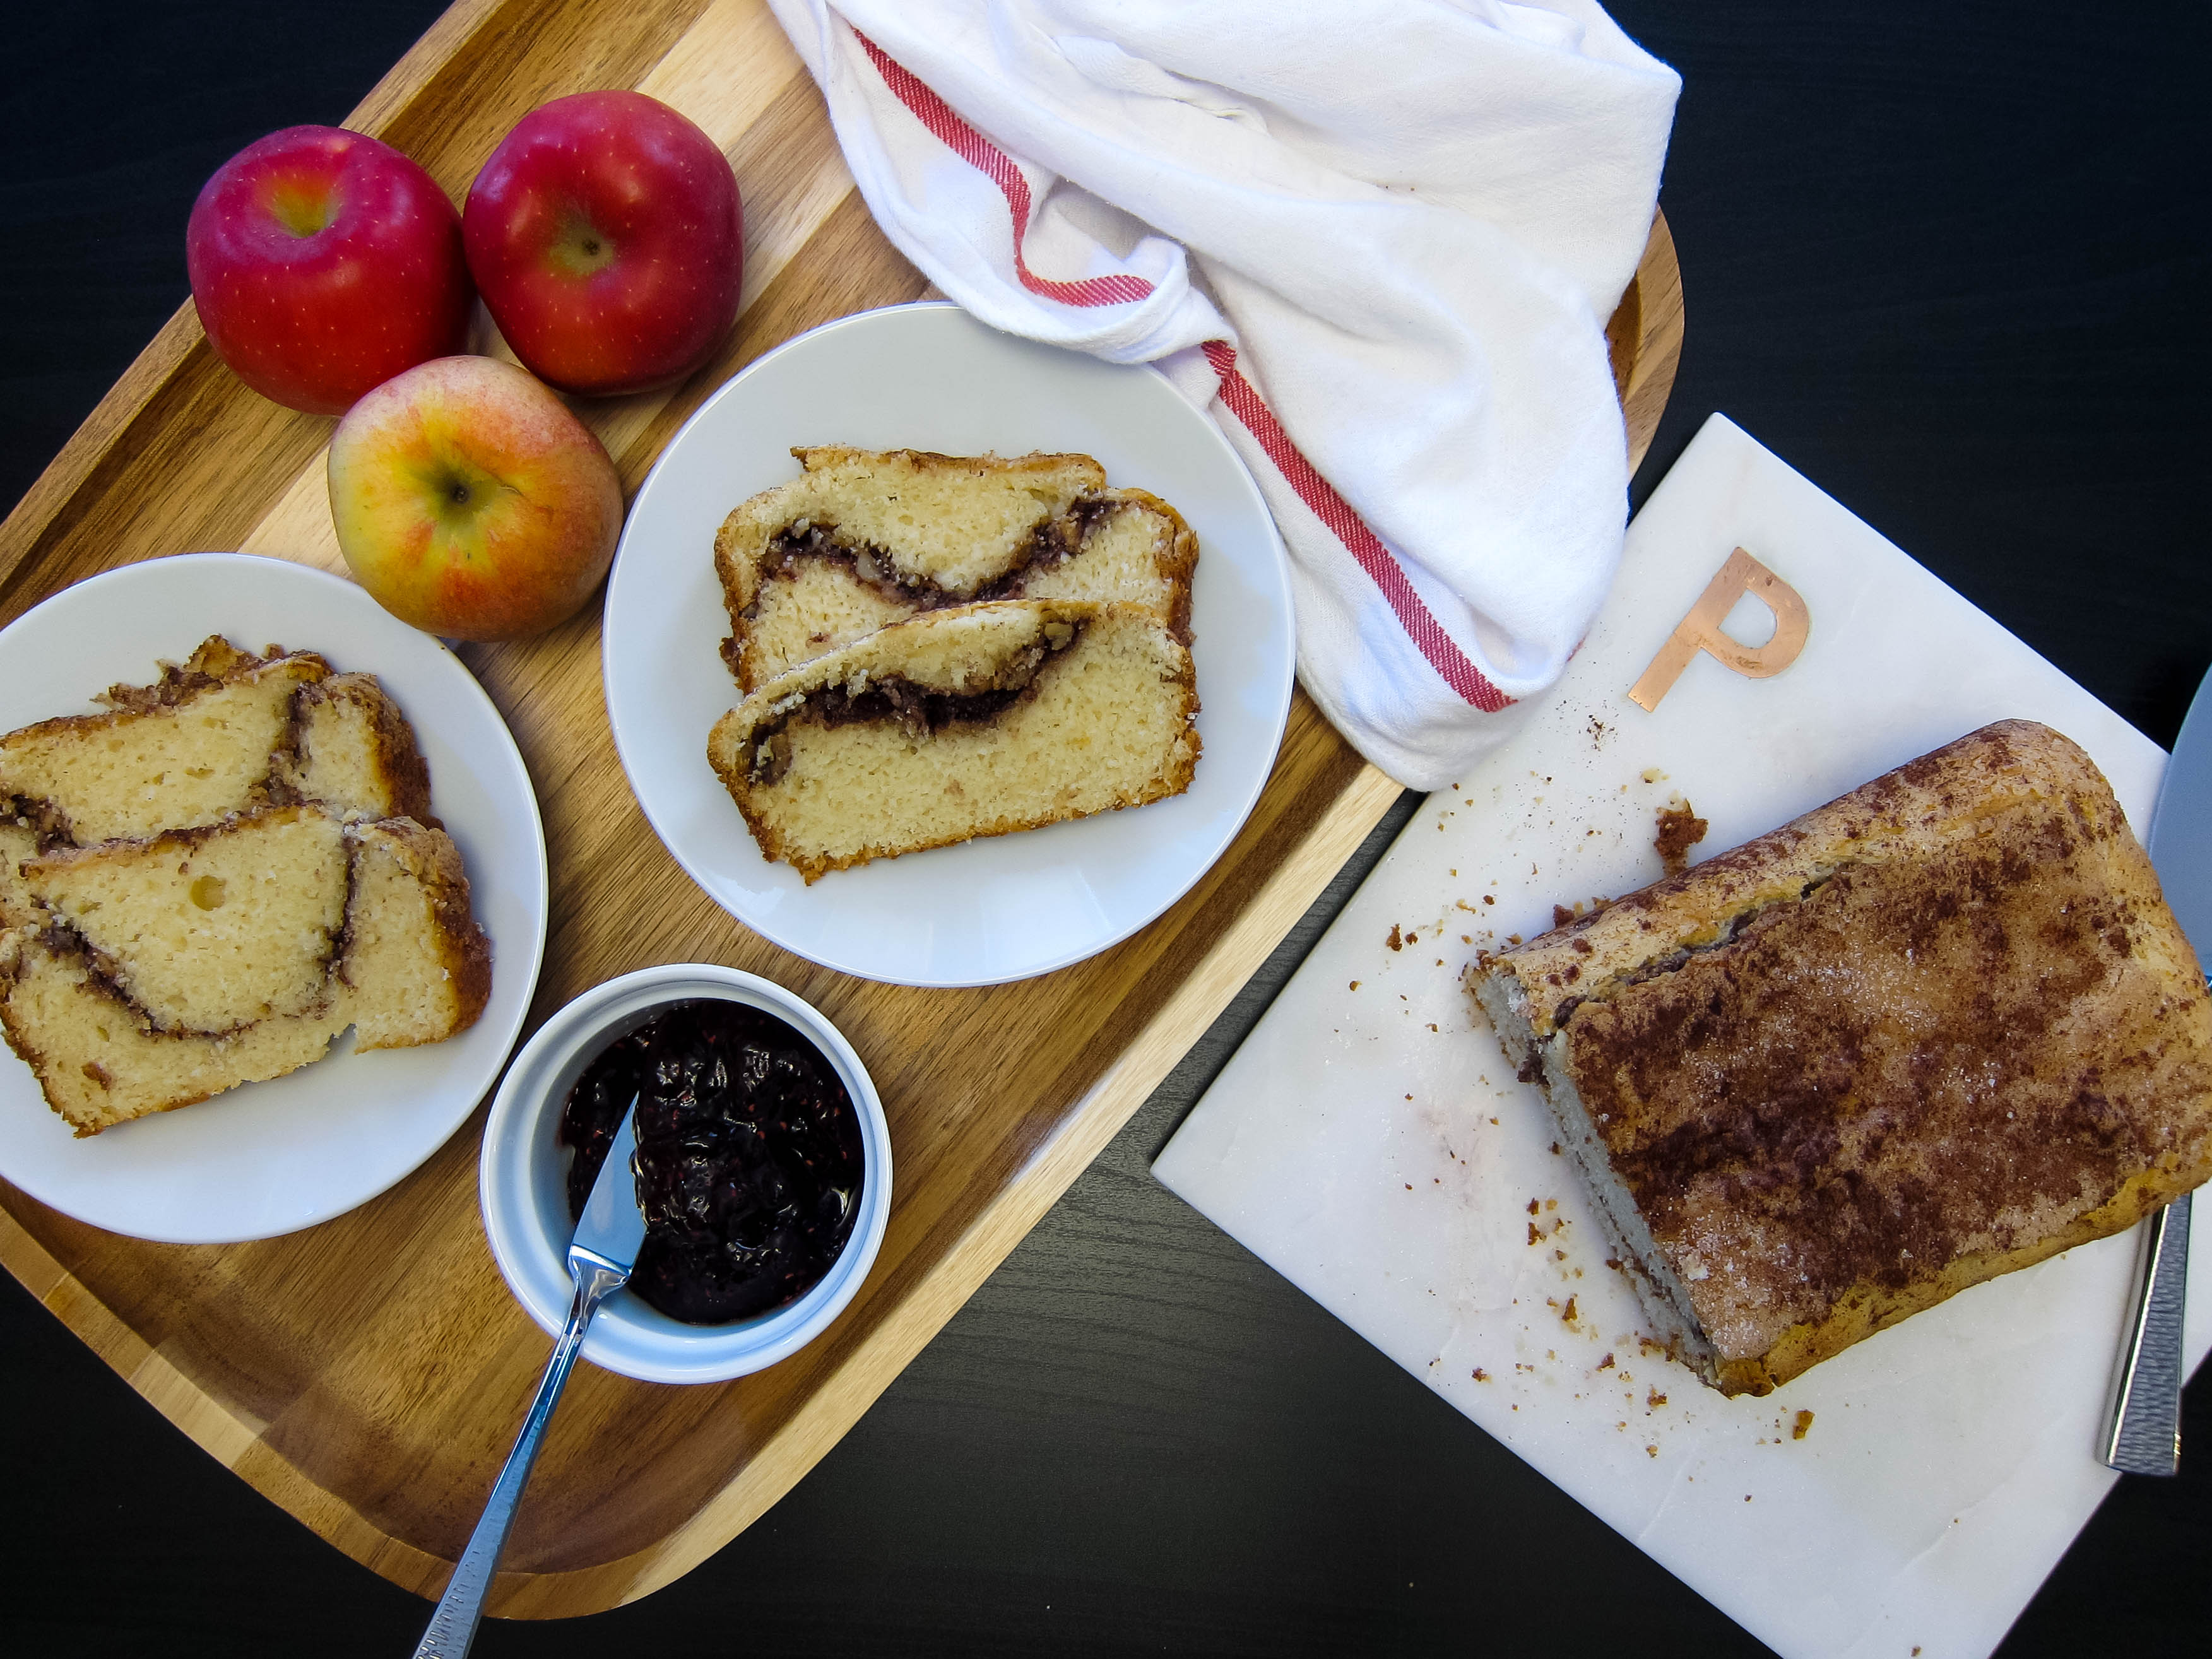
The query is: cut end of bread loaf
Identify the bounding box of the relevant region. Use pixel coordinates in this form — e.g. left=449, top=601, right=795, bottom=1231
left=714, top=448, right=1197, bottom=690
left=708, top=599, right=1199, bottom=882
left=1470, top=720, right=2212, bottom=1396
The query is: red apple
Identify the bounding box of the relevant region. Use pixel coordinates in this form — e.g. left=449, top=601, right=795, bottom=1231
left=463, top=91, right=742, bottom=398
left=328, top=356, right=624, bottom=641
left=187, top=126, right=473, bottom=416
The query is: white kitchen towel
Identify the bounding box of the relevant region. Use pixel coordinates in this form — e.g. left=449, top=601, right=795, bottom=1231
left=766, top=0, right=1680, bottom=788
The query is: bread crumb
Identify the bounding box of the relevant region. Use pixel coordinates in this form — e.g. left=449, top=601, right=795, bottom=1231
left=1655, top=801, right=1707, bottom=874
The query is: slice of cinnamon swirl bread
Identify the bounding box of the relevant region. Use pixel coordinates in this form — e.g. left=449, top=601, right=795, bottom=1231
left=714, top=447, right=1197, bottom=691
left=0, top=637, right=432, bottom=841
left=0, top=926, right=352, bottom=1135
left=0, top=637, right=330, bottom=843
left=708, top=599, right=1200, bottom=882
left=1470, top=721, right=2212, bottom=1396
left=1, top=810, right=489, bottom=1134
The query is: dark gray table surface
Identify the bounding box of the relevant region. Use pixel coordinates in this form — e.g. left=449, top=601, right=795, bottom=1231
left=3, top=3, right=2208, bottom=1654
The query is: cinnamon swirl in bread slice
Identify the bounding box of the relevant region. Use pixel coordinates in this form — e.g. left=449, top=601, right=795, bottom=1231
left=715, top=447, right=1197, bottom=691
left=1470, top=721, right=2212, bottom=1396
left=708, top=599, right=1200, bottom=882
left=275, top=671, right=437, bottom=825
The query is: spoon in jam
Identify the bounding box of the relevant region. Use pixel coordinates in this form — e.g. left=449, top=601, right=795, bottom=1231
left=411, top=1094, right=646, bottom=1657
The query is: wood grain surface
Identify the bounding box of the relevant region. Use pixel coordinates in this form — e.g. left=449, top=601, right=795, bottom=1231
left=0, top=0, right=1679, bottom=1618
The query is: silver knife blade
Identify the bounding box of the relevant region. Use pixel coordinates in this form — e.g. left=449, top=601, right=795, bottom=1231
left=572, top=1097, right=647, bottom=1270
left=2102, top=668, right=2212, bottom=1475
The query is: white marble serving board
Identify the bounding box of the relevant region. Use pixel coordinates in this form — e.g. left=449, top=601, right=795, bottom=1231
left=1154, top=413, right=2209, bottom=1659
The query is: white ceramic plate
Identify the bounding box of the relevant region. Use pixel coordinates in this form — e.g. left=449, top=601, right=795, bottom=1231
left=0, top=553, right=548, bottom=1244
left=601, top=303, right=1296, bottom=987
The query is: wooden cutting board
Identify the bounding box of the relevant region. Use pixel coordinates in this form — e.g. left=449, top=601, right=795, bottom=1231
left=0, top=0, right=1681, bottom=1619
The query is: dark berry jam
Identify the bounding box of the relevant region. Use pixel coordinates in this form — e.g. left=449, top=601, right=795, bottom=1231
left=557, top=998, right=866, bottom=1325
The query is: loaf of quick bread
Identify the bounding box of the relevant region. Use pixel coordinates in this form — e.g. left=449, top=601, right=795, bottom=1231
left=707, top=599, right=1200, bottom=882
left=714, top=447, right=1197, bottom=692
left=1469, top=721, right=2212, bottom=1396
left=0, top=636, right=490, bottom=1135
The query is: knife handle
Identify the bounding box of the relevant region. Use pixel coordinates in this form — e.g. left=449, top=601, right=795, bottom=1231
left=2102, top=1190, right=2190, bottom=1475
left=412, top=1249, right=629, bottom=1656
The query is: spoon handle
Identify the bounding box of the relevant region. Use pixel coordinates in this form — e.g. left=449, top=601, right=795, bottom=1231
left=411, top=1252, right=629, bottom=1657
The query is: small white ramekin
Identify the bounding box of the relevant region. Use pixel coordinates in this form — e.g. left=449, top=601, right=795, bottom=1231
left=478, top=963, right=891, bottom=1384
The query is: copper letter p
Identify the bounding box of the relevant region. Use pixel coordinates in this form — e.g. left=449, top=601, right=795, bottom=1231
left=1628, top=548, right=1809, bottom=712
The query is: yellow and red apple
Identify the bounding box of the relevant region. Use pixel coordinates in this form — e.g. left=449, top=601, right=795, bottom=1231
left=187, top=127, right=473, bottom=416
left=328, top=356, right=624, bottom=641
left=463, top=91, right=743, bottom=398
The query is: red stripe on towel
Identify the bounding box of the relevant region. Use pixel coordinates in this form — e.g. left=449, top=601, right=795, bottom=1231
left=1203, top=341, right=1513, bottom=712
left=856, top=32, right=1155, bottom=307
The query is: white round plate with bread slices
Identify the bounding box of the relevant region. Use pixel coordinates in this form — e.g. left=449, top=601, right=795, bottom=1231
left=0, top=553, right=548, bottom=1243
left=603, top=302, right=1297, bottom=988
